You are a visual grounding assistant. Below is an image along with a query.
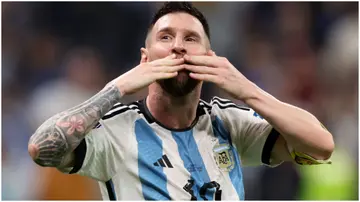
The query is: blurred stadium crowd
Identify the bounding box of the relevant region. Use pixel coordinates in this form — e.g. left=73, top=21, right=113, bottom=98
left=2, top=2, right=358, bottom=200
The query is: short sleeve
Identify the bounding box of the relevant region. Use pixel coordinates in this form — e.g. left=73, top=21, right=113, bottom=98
left=57, top=121, right=120, bottom=181
left=211, top=97, right=281, bottom=167
left=57, top=102, right=140, bottom=181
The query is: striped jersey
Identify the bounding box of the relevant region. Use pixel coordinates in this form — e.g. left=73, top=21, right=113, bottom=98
left=59, top=96, right=280, bottom=200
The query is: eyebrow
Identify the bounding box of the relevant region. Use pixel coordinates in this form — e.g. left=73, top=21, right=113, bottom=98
left=156, top=27, right=202, bottom=39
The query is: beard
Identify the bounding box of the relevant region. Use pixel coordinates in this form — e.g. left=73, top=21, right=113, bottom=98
left=157, top=69, right=200, bottom=97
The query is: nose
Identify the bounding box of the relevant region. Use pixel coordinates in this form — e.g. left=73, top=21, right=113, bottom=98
left=172, top=37, right=186, bottom=55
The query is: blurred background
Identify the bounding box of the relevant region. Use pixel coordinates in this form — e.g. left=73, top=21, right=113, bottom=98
left=2, top=2, right=358, bottom=200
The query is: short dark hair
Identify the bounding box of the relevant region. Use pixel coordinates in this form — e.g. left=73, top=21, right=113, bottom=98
left=148, top=2, right=210, bottom=40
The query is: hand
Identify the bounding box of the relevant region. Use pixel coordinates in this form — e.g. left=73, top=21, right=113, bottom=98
left=184, top=51, right=256, bottom=101
left=112, top=54, right=185, bottom=96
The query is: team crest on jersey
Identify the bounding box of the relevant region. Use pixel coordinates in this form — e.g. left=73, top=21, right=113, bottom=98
left=213, top=143, right=234, bottom=172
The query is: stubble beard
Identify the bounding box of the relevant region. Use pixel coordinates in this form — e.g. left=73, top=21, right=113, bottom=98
left=157, top=69, right=200, bottom=97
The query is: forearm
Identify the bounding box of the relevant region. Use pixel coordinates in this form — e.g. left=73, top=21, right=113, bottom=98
left=244, top=84, right=334, bottom=160
left=28, top=84, right=121, bottom=167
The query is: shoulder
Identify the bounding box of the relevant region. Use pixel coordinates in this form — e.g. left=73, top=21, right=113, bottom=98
left=200, top=96, right=265, bottom=121
left=102, top=100, right=143, bottom=121
left=211, top=96, right=250, bottom=111
left=200, top=96, right=251, bottom=114
left=91, top=100, right=145, bottom=130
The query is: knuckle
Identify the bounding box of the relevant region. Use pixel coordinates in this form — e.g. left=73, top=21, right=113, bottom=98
left=220, top=57, right=227, bottom=62
left=220, top=57, right=229, bottom=65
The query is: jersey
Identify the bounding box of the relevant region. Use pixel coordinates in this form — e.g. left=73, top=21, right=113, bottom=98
left=58, top=96, right=281, bottom=200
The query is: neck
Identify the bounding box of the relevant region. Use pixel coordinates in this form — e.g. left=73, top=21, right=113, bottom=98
left=146, top=83, right=202, bottom=130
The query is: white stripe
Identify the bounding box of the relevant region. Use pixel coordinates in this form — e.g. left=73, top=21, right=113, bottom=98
left=111, top=102, right=122, bottom=108
left=102, top=113, right=144, bottom=200
left=106, top=104, right=140, bottom=116
left=112, top=138, right=144, bottom=200
left=212, top=100, right=238, bottom=108
left=199, top=101, right=212, bottom=113
left=199, top=101, right=212, bottom=109
left=106, top=105, right=129, bottom=115
left=212, top=96, right=232, bottom=103
left=199, top=99, right=211, bottom=107
left=128, top=104, right=140, bottom=109
left=152, top=124, right=192, bottom=200
left=193, top=117, right=240, bottom=200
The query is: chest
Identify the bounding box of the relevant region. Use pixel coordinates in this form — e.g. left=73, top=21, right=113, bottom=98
left=124, top=117, right=244, bottom=200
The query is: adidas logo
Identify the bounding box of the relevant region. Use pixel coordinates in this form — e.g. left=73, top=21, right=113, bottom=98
left=154, top=155, right=173, bottom=168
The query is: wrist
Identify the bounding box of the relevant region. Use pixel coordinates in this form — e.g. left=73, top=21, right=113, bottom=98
left=114, top=76, right=129, bottom=97
left=243, top=84, right=281, bottom=115
left=115, top=83, right=126, bottom=98
left=236, top=80, right=260, bottom=102
left=104, top=78, right=126, bottom=98
left=113, top=84, right=124, bottom=101
left=102, top=83, right=123, bottom=103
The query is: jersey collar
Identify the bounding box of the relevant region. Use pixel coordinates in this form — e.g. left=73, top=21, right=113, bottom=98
left=138, top=98, right=206, bottom=132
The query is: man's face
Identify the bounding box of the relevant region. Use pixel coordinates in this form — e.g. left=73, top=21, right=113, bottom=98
left=145, top=12, right=209, bottom=97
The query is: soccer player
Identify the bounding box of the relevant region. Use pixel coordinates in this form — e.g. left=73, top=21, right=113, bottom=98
left=28, top=2, right=334, bottom=200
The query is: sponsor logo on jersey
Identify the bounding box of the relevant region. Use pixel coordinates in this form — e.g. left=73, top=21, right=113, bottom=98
left=153, top=155, right=174, bottom=168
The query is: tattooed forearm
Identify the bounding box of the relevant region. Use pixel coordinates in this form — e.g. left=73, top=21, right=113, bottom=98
left=28, top=84, right=121, bottom=167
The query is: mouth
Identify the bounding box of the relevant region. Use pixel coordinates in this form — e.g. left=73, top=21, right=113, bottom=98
left=174, top=55, right=193, bottom=65
left=181, top=61, right=193, bottom=74
left=184, top=61, right=194, bottom=65
left=179, top=69, right=190, bottom=74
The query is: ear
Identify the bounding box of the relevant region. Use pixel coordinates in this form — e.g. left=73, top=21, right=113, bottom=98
left=140, top=48, right=149, bottom=63
left=207, top=50, right=216, bottom=56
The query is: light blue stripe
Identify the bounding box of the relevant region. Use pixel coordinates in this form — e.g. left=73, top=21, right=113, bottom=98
left=135, top=119, right=171, bottom=200
left=212, top=116, right=245, bottom=200
left=172, top=130, right=214, bottom=200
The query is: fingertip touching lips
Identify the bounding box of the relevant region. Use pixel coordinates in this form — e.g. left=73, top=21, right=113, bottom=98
left=172, top=54, right=194, bottom=65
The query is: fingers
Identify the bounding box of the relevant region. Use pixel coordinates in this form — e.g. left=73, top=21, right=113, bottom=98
left=153, top=63, right=185, bottom=74
left=154, top=64, right=185, bottom=79
left=166, top=53, right=177, bottom=59
left=183, top=64, right=218, bottom=75
left=160, top=57, right=185, bottom=66
left=151, top=54, right=184, bottom=66
left=189, top=72, right=218, bottom=83
left=148, top=54, right=174, bottom=65
left=184, top=54, right=221, bottom=67
left=156, top=72, right=179, bottom=80
left=164, top=64, right=186, bottom=73
left=185, top=63, right=221, bottom=84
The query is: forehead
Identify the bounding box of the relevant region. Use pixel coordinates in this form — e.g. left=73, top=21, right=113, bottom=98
left=152, top=12, right=206, bottom=36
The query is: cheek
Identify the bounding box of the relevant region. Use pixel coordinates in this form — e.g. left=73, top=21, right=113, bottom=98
left=148, top=44, right=172, bottom=61
left=148, top=43, right=208, bottom=60
left=186, top=45, right=207, bottom=55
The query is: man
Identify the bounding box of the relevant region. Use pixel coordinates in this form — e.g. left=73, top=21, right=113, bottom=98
left=28, top=2, right=334, bottom=200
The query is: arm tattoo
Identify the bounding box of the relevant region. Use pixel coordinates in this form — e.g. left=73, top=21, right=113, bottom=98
left=28, top=84, right=121, bottom=167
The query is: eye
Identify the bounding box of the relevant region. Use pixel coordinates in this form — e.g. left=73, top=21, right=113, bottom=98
left=160, top=35, right=172, bottom=41
left=185, top=37, right=197, bottom=42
